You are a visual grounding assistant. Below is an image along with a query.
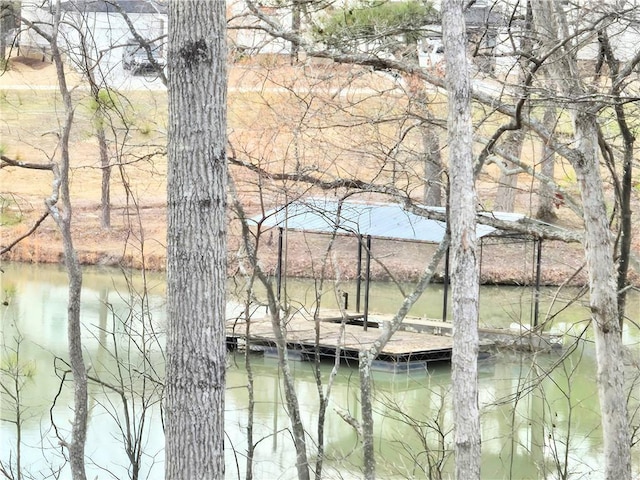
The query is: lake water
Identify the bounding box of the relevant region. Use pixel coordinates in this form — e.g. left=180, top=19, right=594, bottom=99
left=1, top=262, right=639, bottom=479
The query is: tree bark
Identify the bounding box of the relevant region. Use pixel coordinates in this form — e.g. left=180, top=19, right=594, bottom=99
left=96, top=110, right=111, bottom=230
left=573, top=112, right=630, bottom=479
left=165, top=0, right=227, bottom=478
left=359, top=351, right=376, bottom=480
left=291, top=0, right=301, bottom=64
left=531, top=1, right=631, bottom=477
left=0, top=2, right=9, bottom=64
left=493, top=130, right=521, bottom=212
left=616, top=112, right=633, bottom=329
left=422, top=127, right=442, bottom=206
left=535, top=106, right=557, bottom=222
left=598, top=29, right=635, bottom=328
left=442, top=0, right=481, bottom=478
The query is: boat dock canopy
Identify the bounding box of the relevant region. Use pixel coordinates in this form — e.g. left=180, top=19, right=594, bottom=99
left=248, top=196, right=567, bottom=329
left=250, top=197, right=527, bottom=243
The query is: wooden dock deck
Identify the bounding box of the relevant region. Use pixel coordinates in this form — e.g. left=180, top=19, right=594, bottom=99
left=226, top=308, right=561, bottom=367
left=226, top=314, right=459, bottom=366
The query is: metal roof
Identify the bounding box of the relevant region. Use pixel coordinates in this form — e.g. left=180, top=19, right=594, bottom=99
left=251, top=198, right=526, bottom=243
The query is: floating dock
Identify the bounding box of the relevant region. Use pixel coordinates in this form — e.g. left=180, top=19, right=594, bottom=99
left=228, top=315, right=455, bottom=363
left=225, top=309, right=538, bottom=370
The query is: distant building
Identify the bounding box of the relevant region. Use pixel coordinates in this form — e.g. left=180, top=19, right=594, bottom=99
left=19, top=0, right=54, bottom=57
left=227, top=0, right=293, bottom=57
left=19, top=0, right=166, bottom=82
left=18, top=0, right=640, bottom=81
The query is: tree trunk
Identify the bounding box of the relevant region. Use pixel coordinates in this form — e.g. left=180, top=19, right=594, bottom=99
left=268, top=307, right=310, bottom=480
left=573, top=112, right=630, bottom=479
left=96, top=115, right=111, bottom=230
left=359, top=351, right=376, bottom=479
left=83, top=35, right=112, bottom=230
left=0, top=4, right=7, bottom=64
left=49, top=9, right=88, bottom=479
left=60, top=199, right=87, bottom=480
left=423, top=127, right=442, bottom=206
left=291, top=0, right=301, bottom=64
left=405, top=74, right=442, bottom=207
left=0, top=2, right=13, bottom=65
left=616, top=113, right=633, bottom=329
left=165, top=0, right=227, bottom=478
left=494, top=0, right=533, bottom=213
left=493, top=130, right=522, bottom=212
left=606, top=50, right=635, bottom=329
left=531, top=2, right=631, bottom=476
left=535, top=106, right=557, bottom=222
left=442, top=0, right=481, bottom=478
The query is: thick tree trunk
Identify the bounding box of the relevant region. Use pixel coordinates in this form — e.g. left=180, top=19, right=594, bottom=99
left=165, top=1, right=227, bottom=478
left=442, top=1, right=481, bottom=477
left=531, top=2, right=632, bottom=476
left=573, top=113, right=630, bottom=479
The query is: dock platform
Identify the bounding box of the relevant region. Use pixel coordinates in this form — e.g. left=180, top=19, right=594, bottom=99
left=226, top=307, right=561, bottom=368
left=228, top=314, right=460, bottom=367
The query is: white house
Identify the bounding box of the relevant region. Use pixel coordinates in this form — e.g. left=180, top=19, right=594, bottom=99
left=19, top=0, right=55, bottom=57
left=20, top=0, right=167, bottom=87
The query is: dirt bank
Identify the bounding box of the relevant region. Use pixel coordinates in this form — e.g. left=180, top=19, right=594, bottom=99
left=4, top=201, right=638, bottom=287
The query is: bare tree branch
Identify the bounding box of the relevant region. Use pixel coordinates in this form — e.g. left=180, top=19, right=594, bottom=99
left=1, top=155, right=55, bottom=170
left=0, top=211, right=50, bottom=255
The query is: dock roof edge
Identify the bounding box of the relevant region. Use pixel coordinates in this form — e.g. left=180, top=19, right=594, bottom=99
left=249, top=197, right=534, bottom=244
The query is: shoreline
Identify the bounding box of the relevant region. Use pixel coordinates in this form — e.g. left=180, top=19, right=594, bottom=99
left=3, top=220, right=638, bottom=287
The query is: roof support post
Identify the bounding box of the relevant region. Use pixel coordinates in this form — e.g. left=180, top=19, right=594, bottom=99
left=479, top=236, right=484, bottom=281
left=363, top=235, right=372, bottom=331
left=356, top=234, right=363, bottom=313
left=443, top=246, right=450, bottom=322
left=533, top=238, right=542, bottom=328
left=276, top=227, right=284, bottom=303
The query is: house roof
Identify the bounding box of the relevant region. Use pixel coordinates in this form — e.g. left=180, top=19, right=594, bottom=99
left=60, top=0, right=167, bottom=15
left=251, top=198, right=525, bottom=243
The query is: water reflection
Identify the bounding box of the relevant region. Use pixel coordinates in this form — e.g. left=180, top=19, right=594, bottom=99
left=1, top=262, right=639, bottom=479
